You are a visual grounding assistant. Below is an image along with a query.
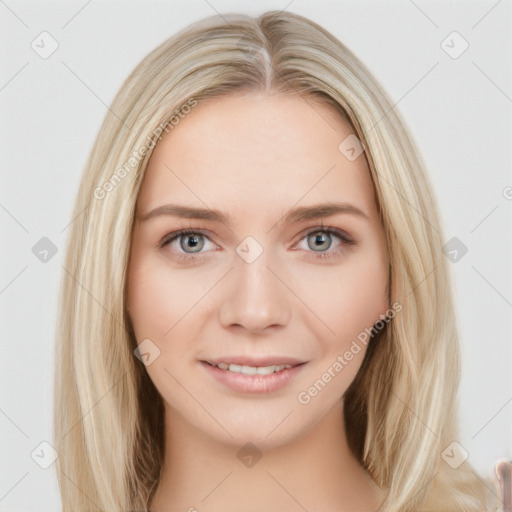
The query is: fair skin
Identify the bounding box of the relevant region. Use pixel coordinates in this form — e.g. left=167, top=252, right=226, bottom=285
left=127, top=91, right=389, bottom=512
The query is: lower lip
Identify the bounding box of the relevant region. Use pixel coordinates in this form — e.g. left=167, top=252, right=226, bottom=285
left=200, top=361, right=305, bottom=394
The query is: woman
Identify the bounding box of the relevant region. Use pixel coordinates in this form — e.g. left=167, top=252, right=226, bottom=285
left=53, top=10, right=500, bottom=511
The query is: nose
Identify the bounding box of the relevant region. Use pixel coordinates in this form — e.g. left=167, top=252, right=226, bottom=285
left=219, top=248, right=291, bottom=334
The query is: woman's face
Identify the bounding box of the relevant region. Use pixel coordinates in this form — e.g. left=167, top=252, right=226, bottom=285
left=127, top=92, right=389, bottom=448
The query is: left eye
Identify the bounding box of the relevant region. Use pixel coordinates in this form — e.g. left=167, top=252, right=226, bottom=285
left=296, top=227, right=356, bottom=260
left=159, top=227, right=355, bottom=261
left=299, top=228, right=352, bottom=253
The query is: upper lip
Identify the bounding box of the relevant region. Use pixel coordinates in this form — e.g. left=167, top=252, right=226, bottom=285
left=203, top=356, right=306, bottom=367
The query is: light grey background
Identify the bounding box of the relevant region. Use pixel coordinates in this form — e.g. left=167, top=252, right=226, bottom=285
left=1, top=0, right=511, bottom=510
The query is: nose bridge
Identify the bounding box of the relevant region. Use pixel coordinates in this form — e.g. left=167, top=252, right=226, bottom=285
left=219, top=238, right=291, bottom=331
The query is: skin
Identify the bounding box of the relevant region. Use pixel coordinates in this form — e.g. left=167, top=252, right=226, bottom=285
left=126, top=91, right=389, bottom=512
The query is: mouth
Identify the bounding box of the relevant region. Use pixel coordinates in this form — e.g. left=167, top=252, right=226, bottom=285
left=199, top=358, right=307, bottom=394
left=203, top=360, right=303, bottom=375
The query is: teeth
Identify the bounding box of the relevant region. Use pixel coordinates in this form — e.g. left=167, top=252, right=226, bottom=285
left=214, top=362, right=293, bottom=375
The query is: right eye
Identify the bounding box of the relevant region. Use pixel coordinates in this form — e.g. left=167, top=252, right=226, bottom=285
left=159, top=229, right=217, bottom=261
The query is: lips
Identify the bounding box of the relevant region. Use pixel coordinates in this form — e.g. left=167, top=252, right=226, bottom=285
left=200, top=358, right=306, bottom=393
left=203, top=356, right=305, bottom=367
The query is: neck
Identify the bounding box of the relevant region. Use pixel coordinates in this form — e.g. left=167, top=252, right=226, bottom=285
left=150, top=401, right=384, bottom=512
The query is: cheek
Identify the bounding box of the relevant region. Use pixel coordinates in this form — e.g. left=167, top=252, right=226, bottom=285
left=127, top=255, right=218, bottom=355
left=343, top=256, right=388, bottom=326
left=127, top=262, right=173, bottom=341
left=127, top=260, right=205, bottom=393
left=128, top=249, right=187, bottom=336
left=300, top=252, right=388, bottom=349
left=294, top=254, right=388, bottom=406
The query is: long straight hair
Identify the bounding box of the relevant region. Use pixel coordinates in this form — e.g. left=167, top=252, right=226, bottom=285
left=53, top=10, right=498, bottom=511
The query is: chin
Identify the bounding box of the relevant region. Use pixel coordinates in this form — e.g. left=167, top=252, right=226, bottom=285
left=204, top=408, right=316, bottom=452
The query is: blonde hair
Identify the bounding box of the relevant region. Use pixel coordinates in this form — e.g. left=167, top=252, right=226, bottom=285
left=53, top=10, right=499, bottom=511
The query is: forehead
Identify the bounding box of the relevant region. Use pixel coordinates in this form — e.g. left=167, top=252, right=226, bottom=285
left=136, top=93, right=376, bottom=221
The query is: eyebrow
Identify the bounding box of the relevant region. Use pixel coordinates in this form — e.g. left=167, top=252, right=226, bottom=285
left=138, top=201, right=371, bottom=226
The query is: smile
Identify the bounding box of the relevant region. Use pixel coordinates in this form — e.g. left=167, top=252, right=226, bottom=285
left=200, top=360, right=306, bottom=393
left=210, top=362, right=294, bottom=375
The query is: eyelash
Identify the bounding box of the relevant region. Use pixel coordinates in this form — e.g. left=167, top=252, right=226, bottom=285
left=158, top=225, right=356, bottom=263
